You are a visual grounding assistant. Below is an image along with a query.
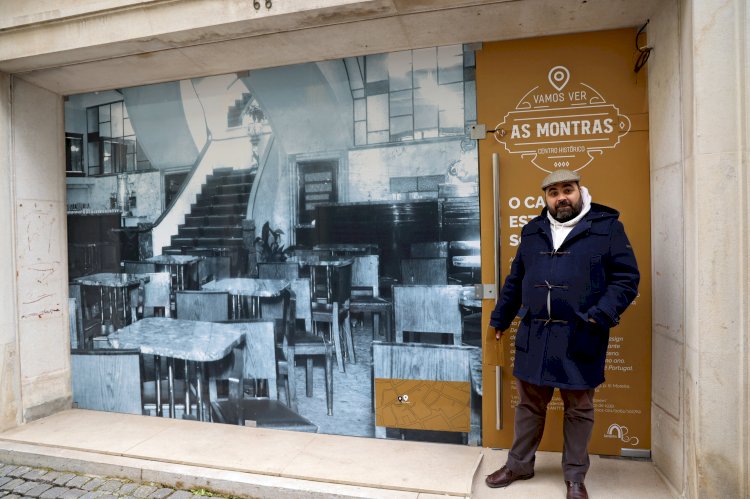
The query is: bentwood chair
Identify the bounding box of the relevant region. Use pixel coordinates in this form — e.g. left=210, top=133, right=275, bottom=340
left=310, top=261, right=354, bottom=372
left=263, top=278, right=333, bottom=416
left=349, top=254, right=392, bottom=341
left=288, top=278, right=334, bottom=415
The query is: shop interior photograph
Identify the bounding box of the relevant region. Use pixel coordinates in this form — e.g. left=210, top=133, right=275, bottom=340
left=65, top=44, right=484, bottom=444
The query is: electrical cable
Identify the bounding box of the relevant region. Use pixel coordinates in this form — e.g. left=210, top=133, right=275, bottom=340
left=634, top=19, right=652, bottom=74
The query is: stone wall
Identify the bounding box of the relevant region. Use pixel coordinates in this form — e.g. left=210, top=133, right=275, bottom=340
left=11, top=78, right=71, bottom=422
left=649, top=0, right=750, bottom=497
left=647, top=0, right=686, bottom=494
left=0, top=72, right=22, bottom=431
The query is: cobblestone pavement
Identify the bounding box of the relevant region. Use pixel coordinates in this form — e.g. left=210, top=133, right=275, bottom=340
left=0, top=463, right=232, bottom=499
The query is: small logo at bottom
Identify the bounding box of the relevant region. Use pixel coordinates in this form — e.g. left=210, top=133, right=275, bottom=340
left=604, top=423, right=639, bottom=446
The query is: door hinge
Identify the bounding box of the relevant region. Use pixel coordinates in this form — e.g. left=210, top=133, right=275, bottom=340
left=475, top=283, right=497, bottom=300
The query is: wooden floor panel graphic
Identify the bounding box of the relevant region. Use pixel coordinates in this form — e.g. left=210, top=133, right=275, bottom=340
left=375, top=378, right=470, bottom=432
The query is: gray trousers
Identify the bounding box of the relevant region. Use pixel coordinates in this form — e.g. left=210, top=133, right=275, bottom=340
left=505, top=378, right=596, bottom=482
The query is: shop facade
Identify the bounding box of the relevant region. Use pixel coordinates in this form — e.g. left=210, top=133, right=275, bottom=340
left=0, top=1, right=747, bottom=498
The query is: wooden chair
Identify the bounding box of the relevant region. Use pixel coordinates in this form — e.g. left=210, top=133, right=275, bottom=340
left=68, top=297, right=83, bottom=350
left=71, top=348, right=195, bottom=418
left=288, top=278, right=334, bottom=416
left=290, top=278, right=313, bottom=333
left=141, top=272, right=172, bottom=318
left=174, top=290, right=231, bottom=412
left=263, top=280, right=332, bottom=413
left=410, top=241, right=448, bottom=258
left=311, top=262, right=354, bottom=372
left=70, top=349, right=143, bottom=414
left=259, top=262, right=310, bottom=330
left=372, top=341, right=480, bottom=445
left=208, top=320, right=278, bottom=403
left=393, top=285, right=463, bottom=345
left=121, top=266, right=168, bottom=320
left=209, top=320, right=318, bottom=432
left=400, top=258, right=448, bottom=285
left=350, top=255, right=392, bottom=340
left=69, top=283, right=95, bottom=346
left=175, top=290, right=230, bottom=322
left=198, top=255, right=231, bottom=284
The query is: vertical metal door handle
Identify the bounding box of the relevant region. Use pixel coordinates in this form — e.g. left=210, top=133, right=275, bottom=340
left=492, top=152, right=503, bottom=430
left=496, top=365, right=502, bottom=430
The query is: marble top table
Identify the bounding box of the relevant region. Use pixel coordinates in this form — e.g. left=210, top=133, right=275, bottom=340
left=74, top=273, right=146, bottom=287
left=202, top=278, right=289, bottom=297
left=286, top=256, right=355, bottom=268
left=145, top=254, right=203, bottom=291
left=202, top=278, right=290, bottom=319
left=108, top=317, right=243, bottom=362
left=109, top=317, right=245, bottom=420
left=313, top=243, right=379, bottom=255
left=146, top=255, right=204, bottom=265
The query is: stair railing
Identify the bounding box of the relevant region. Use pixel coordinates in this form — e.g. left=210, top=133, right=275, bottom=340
left=245, top=134, right=275, bottom=221
left=150, top=139, right=212, bottom=255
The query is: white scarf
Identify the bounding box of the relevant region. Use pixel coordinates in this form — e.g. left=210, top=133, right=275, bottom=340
left=547, top=185, right=592, bottom=250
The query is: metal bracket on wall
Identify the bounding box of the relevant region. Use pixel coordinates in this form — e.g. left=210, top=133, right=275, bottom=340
left=474, top=283, right=496, bottom=300
left=469, top=123, right=487, bottom=140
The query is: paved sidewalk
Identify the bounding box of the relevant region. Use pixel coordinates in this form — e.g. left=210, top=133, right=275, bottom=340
left=0, top=463, right=228, bottom=499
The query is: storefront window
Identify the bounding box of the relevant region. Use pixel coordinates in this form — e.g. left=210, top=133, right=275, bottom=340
left=65, top=44, right=481, bottom=445
left=353, top=45, right=475, bottom=146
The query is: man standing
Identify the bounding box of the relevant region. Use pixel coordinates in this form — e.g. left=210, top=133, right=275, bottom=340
left=484, top=169, right=639, bottom=499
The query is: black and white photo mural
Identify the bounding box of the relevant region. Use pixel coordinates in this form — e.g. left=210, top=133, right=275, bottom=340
left=65, top=44, right=482, bottom=444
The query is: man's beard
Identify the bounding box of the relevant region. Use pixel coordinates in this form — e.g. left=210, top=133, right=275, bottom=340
left=550, top=197, right=583, bottom=222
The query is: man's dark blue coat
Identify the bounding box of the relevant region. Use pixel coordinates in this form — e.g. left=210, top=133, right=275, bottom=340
left=490, top=202, right=640, bottom=389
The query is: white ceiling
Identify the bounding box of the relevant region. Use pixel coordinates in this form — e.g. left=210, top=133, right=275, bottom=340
left=0, top=0, right=660, bottom=95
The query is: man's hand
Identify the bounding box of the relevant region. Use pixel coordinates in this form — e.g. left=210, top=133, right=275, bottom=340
left=494, top=328, right=504, bottom=340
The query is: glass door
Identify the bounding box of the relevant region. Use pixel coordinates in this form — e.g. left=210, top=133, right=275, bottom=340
left=477, top=30, right=652, bottom=455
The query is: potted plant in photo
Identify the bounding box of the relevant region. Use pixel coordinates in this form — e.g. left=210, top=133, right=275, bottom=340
left=254, top=221, right=287, bottom=263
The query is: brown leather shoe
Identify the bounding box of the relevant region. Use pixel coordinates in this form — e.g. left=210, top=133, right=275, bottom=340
left=565, top=481, right=589, bottom=499
left=485, top=465, right=534, bottom=488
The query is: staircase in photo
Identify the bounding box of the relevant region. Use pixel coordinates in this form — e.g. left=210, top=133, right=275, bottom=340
left=163, top=167, right=255, bottom=277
